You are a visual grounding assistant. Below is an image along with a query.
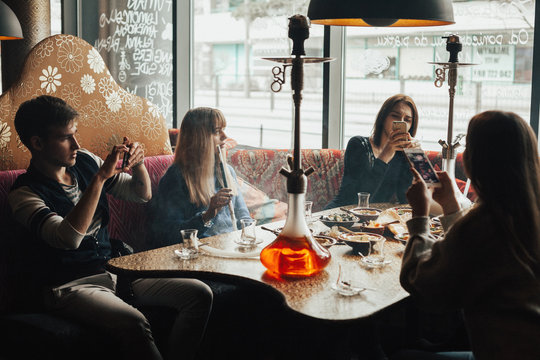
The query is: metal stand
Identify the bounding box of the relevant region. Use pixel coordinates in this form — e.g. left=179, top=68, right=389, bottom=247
left=263, top=15, right=333, bottom=193
left=430, top=35, right=474, bottom=180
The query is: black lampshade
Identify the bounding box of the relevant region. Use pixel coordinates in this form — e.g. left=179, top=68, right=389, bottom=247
left=0, top=1, right=23, bottom=40
left=307, top=0, right=455, bottom=27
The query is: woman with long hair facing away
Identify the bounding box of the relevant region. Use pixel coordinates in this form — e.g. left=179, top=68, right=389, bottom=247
left=149, top=107, right=251, bottom=248
left=325, top=94, right=419, bottom=209
left=397, top=111, right=540, bottom=359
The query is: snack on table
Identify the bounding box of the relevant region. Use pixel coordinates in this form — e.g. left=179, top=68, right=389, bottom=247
left=360, top=220, right=385, bottom=235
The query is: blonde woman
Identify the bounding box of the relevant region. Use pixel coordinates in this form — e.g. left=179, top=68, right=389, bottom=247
left=149, top=107, right=251, bottom=248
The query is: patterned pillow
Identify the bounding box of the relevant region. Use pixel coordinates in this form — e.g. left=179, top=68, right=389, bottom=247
left=0, top=34, right=172, bottom=171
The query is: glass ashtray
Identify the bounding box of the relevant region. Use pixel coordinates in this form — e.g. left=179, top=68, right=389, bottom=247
left=331, top=281, right=366, bottom=296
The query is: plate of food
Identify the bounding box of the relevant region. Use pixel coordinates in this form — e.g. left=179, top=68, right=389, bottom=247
left=348, top=207, right=381, bottom=222
left=394, top=207, right=413, bottom=222
left=338, top=232, right=384, bottom=255
left=359, top=220, right=385, bottom=235
left=394, top=233, right=410, bottom=244
left=320, top=213, right=358, bottom=229
left=313, top=234, right=337, bottom=248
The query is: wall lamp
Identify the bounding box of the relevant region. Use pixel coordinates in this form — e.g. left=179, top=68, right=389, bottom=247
left=0, top=1, right=23, bottom=40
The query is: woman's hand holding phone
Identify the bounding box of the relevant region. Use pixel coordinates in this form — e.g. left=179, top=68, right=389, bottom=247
left=432, top=171, right=460, bottom=215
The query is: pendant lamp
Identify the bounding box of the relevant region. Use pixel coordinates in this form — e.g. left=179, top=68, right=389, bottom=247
left=307, top=0, right=455, bottom=27
left=0, top=1, right=23, bottom=40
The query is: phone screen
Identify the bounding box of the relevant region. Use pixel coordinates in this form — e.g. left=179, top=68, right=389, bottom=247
left=404, top=150, right=440, bottom=186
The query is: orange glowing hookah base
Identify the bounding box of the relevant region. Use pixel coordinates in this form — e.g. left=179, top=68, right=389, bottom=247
left=260, top=233, right=331, bottom=278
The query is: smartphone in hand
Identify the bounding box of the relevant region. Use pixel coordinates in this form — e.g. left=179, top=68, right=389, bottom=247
left=392, top=120, right=407, bottom=133
left=403, top=148, right=441, bottom=187
left=122, top=138, right=131, bottom=168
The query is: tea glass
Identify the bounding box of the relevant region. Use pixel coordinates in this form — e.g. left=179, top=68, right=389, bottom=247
left=360, top=235, right=390, bottom=268
left=357, top=192, right=370, bottom=208
left=238, top=218, right=257, bottom=246
left=178, top=229, right=199, bottom=259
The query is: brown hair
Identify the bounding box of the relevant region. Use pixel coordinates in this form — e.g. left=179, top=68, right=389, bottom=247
left=173, top=107, right=227, bottom=206
left=372, top=94, right=418, bottom=147
left=464, top=110, right=540, bottom=270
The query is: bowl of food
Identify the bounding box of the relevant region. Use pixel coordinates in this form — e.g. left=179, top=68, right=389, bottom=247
left=320, top=213, right=358, bottom=229
left=313, top=234, right=337, bottom=248
left=359, top=220, right=385, bottom=235
left=338, top=232, right=384, bottom=256
left=349, top=208, right=382, bottom=223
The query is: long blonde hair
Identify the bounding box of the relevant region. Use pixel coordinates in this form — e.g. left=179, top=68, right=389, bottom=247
left=174, top=107, right=227, bottom=206
left=464, top=111, right=540, bottom=273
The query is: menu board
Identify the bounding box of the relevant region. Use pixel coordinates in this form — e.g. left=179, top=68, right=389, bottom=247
left=93, top=0, right=174, bottom=126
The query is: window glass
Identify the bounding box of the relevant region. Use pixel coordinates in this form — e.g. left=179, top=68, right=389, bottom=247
left=343, top=0, right=535, bottom=151
left=51, top=0, right=62, bottom=35
left=193, top=0, right=324, bottom=149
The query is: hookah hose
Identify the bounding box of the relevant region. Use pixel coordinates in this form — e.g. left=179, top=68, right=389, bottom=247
left=217, top=145, right=237, bottom=230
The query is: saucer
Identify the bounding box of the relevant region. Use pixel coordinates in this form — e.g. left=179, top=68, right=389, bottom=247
left=234, top=238, right=263, bottom=247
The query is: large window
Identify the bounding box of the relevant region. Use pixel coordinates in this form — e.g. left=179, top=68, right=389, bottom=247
left=193, top=0, right=324, bottom=149
left=343, top=0, right=535, bottom=151
left=68, top=0, right=538, bottom=149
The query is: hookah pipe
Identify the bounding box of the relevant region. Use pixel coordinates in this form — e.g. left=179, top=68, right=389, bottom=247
left=432, top=35, right=473, bottom=178
left=277, top=15, right=315, bottom=193
left=217, top=145, right=237, bottom=230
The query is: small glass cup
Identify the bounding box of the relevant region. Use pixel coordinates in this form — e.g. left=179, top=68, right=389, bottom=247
left=304, top=200, right=313, bottom=225
left=360, top=236, right=389, bottom=268
left=239, top=218, right=257, bottom=246
left=178, top=229, right=199, bottom=259
left=357, top=192, right=370, bottom=209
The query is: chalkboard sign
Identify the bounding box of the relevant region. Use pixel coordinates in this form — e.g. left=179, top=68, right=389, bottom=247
left=92, top=0, right=173, bottom=127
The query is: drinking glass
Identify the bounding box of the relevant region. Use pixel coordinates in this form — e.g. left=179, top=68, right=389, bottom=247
left=239, top=218, right=257, bottom=246
left=360, top=236, right=390, bottom=268
left=304, top=200, right=313, bottom=225
left=178, top=229, right=199, bottom=259
left=357, top=192, right=370, bottom=208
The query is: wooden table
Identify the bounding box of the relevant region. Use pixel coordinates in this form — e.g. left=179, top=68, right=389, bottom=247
left=106, top=204, right=409, bottom=322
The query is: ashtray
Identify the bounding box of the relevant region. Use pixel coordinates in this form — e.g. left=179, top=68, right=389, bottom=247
left=331, top=281, right=366, bottom=296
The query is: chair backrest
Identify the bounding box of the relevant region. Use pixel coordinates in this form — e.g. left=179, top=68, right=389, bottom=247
left=0, top=34, right=172, bottom=171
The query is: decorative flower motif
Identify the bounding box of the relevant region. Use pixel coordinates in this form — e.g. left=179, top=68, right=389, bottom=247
left=0, top=121, right=11, bottom=148
left=55, top=34, right=75, bottom=47
left=0, top=148, right=14, bottom=170
left=146, top=100, right=161, bottom=118
left=35, top=41, right=54, bottom=57
left=105, top=91, right=122, bottom=112
left=39, top=66, right=62, bottom=93
left=87, top=48, right=105, bottom=74
left=16, top=80, right=33, bottom=97
left=80, top=74, right=96, bottom=94
left=31, top=41, right=54, bottom=68
left=82, top=100, right=109, bottom=128
left=98, top=77, right=115, bottom=97
left=124, top=94, right=143, bottom=116
left=16, top=135, right=27, bottom=152
left=141, top=113, right=163, bottom=140
left=58, top=42, right=83, bottom=73
left=61, top=83, right=82, bottom=108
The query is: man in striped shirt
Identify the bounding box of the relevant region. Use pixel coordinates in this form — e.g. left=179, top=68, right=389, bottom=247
left=9, top=95, right=212, bottom=360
